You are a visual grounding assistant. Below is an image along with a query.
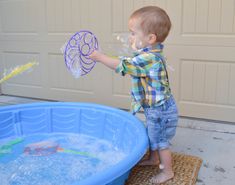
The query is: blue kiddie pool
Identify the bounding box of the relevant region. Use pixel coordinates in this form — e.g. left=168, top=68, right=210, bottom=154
left=0, top=102, right=148, bottom=185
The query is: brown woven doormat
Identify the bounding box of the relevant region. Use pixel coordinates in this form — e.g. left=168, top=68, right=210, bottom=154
left=126, top=152, right=202, bottom=185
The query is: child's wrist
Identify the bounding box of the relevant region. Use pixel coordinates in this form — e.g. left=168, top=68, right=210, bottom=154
left=90, top=50, right=101, bottom=61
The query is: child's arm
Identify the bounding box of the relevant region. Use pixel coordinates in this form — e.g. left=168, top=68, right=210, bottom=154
left=90, top=50, right=154, bottom=77
left=89, top=50, right=120, bottom=70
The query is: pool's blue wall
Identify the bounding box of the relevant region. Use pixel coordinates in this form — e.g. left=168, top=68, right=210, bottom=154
left=0, top=103, right=145, bottom=153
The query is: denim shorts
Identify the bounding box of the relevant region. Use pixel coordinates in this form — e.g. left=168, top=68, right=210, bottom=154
left=144, top=96, right=178, bottom=151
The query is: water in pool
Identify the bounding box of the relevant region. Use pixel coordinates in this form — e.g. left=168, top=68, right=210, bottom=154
left=0, top=133, right=127, bottom=185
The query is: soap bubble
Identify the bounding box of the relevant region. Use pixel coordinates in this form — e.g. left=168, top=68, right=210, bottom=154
left=0, top=62, right=38, bottom=84
left=112, top=33, right=134, bottom=57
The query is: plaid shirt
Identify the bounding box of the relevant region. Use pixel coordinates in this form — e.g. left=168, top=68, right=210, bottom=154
left=115, top=44, right=171, bottom=114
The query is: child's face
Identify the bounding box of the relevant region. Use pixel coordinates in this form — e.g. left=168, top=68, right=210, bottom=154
left=128, top=18, right=150, bottom=50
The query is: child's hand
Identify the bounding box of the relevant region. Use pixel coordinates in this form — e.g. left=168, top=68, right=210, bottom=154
left=89, top=50, right=120, bottom=70
left=89, top=50, right=101, bottom=62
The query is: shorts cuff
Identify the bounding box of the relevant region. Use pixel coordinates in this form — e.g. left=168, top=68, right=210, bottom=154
left=150, top=142, right=170, bottom=150
left=158, top=142, right=170, bottom=150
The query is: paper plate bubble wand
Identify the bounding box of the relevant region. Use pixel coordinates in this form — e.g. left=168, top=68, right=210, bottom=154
left=62, top=30, right=98, bottom=78
left=0, top=61, right=38, bottom=84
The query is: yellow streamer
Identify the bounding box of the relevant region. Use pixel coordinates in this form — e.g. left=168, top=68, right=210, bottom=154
left=0, top=61, right=38, bottom=84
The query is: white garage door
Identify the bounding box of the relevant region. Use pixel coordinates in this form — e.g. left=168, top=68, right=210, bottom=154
left=0, top=0, right=235, bottom=122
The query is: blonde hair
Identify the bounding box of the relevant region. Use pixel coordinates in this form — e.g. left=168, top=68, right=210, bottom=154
left=130, top=6, right=171, bottom=42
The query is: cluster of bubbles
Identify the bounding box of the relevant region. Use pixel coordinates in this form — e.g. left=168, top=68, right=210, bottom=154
left=113, top=33, right=175, bottom=71
left=113, top=32, right=135, bottom=57
left=60, top=31, right=174, bottom=79
left=0, top=62, right=38, bottom=84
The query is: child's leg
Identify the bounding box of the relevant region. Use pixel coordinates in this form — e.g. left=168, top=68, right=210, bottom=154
left=150, top=149, right=174, bottom=184
left=138, top=149, right=159, bottom=166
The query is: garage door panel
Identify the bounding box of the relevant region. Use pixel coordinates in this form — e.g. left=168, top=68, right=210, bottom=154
left=204, top=63, right=217, bottom=103
left=180, top=59, right=234, bottom=105
left=168, top=45, right=235, bottom=122
left=216, top=64, right=231, bottom=105
left=0, top=0, right=38, bottom=33
left=180, top=60, right=194, bottom=101
left=182, top=0, right=235, bottom=35
left=180, top=102, right=235, bottom=123
left=229, top=66, right=235, bottom=106
left=170, top=0, right=235, bottom=47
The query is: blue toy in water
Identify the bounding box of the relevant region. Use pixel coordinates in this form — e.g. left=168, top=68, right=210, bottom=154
left=0, top=138, right=23, bottom=157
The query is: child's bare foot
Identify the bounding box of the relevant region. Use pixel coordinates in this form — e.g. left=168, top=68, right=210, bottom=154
left=138, top=159, right=160, bottom=166
left=139, top=150, right=159, bottom=166
left=150, top=171, right=174, bottom=184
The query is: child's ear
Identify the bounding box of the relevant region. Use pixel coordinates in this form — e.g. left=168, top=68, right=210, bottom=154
left=148, top=34, right=157, bottom=44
